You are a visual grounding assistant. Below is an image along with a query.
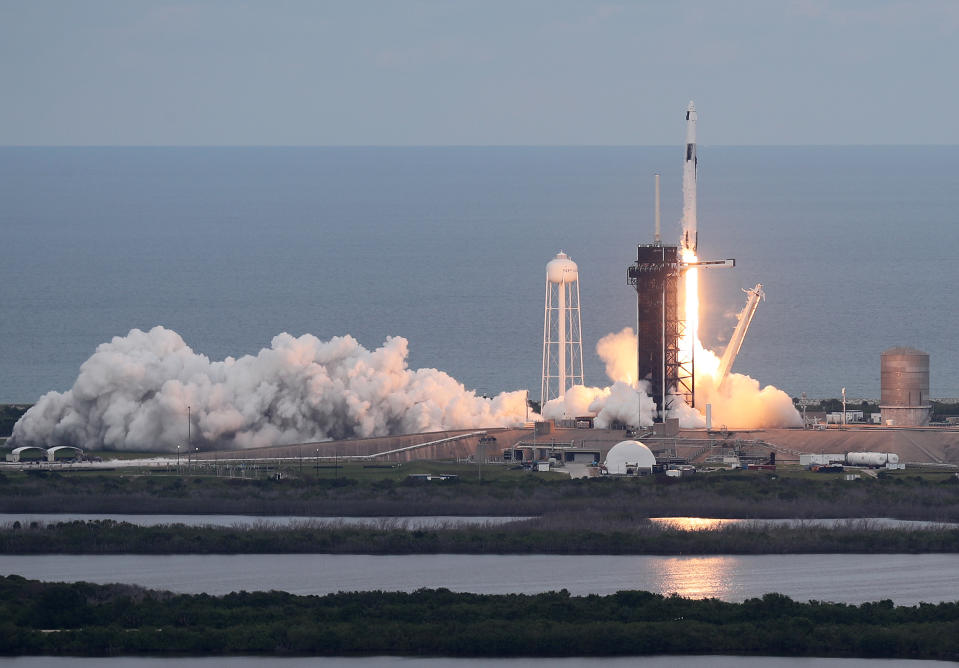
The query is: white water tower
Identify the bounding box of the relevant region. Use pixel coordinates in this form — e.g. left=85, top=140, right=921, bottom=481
left=541, top=251, right=584, bottom=409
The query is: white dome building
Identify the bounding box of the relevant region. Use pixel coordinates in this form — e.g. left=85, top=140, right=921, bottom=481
left=604, top=440, right=657, bottom=475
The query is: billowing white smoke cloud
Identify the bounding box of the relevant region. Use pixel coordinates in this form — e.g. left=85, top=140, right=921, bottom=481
left=544, top=328, right=657, bottom=428
left=595, top=327, right=638, bottom=385
left=692, top=343, right=802, bottom=429
left=542, top=381, right=658, bottom=429
left=543, top=328, right=801, bottom=429
left=10, top=327, right=530, bottom=452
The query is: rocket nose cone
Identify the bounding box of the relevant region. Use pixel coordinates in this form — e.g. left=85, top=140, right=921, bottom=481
left=687, top=100, right=696, bottom=112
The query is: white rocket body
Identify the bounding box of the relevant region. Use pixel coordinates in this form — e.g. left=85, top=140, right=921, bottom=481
left=682, top=101, right=698, bottom=253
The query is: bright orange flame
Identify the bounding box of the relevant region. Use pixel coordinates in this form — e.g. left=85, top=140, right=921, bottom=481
left=680, top=250, right=720, bottom=405
left=679, top=248, right=699, bottom=376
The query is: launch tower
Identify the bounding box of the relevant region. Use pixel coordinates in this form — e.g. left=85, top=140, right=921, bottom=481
left=627, top=244, right=690, bottom=418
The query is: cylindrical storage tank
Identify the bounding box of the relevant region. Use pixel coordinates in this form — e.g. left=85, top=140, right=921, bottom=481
left=880, top=347, right=931, bottom=426
left=845, top=452, right=888, bottom=467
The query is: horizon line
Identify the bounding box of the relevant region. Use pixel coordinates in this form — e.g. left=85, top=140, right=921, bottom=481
left=2, top=143, right=959, bottom=149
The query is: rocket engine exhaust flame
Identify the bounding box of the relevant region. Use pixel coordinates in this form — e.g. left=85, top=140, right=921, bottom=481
left=542, top=321, right=800, bottom=429
left=680, top=247, right=701, bottom=384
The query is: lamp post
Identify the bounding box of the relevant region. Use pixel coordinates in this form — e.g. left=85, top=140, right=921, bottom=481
left=176, top=445, right=181, bottom=473
left=842, top=387, right=847, bottom=430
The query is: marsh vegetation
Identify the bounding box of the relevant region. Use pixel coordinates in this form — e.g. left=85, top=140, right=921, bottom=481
left=2, top=515, right=958, bottom=555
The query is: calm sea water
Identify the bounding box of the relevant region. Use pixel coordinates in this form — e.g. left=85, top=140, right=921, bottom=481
left=2, top=147, right=958, bottom=403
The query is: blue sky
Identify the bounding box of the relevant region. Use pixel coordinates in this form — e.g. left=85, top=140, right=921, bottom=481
left=2, top=0, right=957, bottom=145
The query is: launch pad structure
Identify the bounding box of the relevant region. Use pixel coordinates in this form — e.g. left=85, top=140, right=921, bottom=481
left=628, top=246, right=735, bottom=420
left=627, top=244, right=689, bottom=419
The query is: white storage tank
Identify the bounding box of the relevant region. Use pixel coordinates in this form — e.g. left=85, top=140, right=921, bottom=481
left=880, top=347, right=931, bottom=426
left=845, top=452, right=899, bottom=468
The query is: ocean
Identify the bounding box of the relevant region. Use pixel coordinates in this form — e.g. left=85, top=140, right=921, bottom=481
left=1, top=146, right=957, bottom=404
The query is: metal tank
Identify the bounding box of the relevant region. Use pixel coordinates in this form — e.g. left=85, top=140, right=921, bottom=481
left=846, top=452, right=891, bottom=467
left=880, top=347, right=931, bottom=426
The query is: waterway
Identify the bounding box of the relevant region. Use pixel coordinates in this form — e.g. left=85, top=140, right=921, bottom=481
left=2, top=553, right=956, bottom=605
left=3, top=514, right=955, bottom=530
left=0, top=514, right=531, bottom=529
left=0, top=656, right=952, bottom=667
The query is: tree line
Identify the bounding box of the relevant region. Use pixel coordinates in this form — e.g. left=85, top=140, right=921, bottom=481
left=0, top=576, right=956, bottom=658
left=2, top=519, right=959, bottom=555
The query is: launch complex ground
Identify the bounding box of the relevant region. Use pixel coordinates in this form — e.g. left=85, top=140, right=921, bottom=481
left=9, top=422, right=951, bottom=473
left=197, top=423, right=959, bottom=470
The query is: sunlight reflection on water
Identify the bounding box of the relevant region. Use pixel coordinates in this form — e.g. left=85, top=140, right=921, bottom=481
left=648, top=517, right=959, bottom=531
left=652, top=556, right=735, bottom=600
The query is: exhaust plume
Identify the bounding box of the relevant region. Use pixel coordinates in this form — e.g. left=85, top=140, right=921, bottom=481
left=9, top=326, right=531, bottom=452
left=544, top=327, right=800, bottom=429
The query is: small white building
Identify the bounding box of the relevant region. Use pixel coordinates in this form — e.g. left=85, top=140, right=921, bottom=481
left=800, top=453, right=845, bottom=467
left=826, top=411, right=864, bottom=424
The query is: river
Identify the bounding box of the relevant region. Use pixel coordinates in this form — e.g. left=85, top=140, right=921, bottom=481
left=3, top=514, right=955, bottom=530
left=2, top=553, right=956, bottom=605
left=0, top=656, right=952, bottom=667
left=0, top=514, right=532, bottom=529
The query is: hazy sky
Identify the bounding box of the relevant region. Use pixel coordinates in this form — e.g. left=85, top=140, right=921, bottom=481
left=2, top=0, right=957, bottom=145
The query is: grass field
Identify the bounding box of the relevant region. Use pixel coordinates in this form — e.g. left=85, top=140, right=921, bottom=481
left=0, top=460, right=956, bottom=520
